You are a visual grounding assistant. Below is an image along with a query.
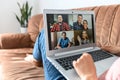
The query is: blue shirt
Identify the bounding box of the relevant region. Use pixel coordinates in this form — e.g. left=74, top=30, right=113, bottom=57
left=58, top=37, right=70, bottom=48
left=73, top=22, right=84, bottom=30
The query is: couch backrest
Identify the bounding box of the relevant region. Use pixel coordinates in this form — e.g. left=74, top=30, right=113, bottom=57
left=28, top=4, right=120, bottom=47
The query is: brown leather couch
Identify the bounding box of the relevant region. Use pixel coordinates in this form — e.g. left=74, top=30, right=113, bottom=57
left=0, top=4, right=120, bottom=80
left=0, top=14, right=44, bottom=80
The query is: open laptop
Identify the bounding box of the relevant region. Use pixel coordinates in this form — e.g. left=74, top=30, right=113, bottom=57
left=43, top=9, right=118, bottom=80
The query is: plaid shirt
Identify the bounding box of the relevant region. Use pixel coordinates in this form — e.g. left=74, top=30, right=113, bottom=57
left=51, top=22, right=70, bottom=32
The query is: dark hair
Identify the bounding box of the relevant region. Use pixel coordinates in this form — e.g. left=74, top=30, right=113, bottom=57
left=62, top=32, right=66, bottom=35
left=83, top=20, right=88, bottom=24
left=78, top=14, right=82, bottom=17
left=80, top=30, right=89, bottom=39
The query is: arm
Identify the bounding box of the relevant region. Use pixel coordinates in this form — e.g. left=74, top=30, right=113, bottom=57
left=82, top=75, right=98, bottom=80
left=73, top=22, right=76, bottom=30
left=64, top=22, right=71, bottom=30
left=56, top=38, right=62, bottom=49
left=77, top=35, right=82, bottom=45
left=51, top=24, right=57, bottom=32
left=56, top=44, right=62, bottom=49
left=67, top=38, right=71, bottom=48
left=67, top=42, right=71, bottom=48
left=0, top=33, right=31, bottom=49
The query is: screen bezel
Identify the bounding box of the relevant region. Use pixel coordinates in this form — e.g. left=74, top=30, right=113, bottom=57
left=43, top=9, right=96, bottom=56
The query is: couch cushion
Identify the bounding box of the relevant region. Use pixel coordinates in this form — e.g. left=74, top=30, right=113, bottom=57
left=110, top=5, right=120, bottom=46
left=0, top=48, right=44, bottom=80
left=1, top=61, right=44, bottom=80
left=0, top=33, right=31, bottom=49
left=95, top=5, right=119, bottom=46
left=0, top=48, right=32, bottom=63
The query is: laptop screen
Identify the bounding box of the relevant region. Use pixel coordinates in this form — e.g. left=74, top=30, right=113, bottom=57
left=46, top=13, right=95, bottom=51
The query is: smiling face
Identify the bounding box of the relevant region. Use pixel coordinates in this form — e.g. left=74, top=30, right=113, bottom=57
left=77, top=15, right=83, bottom=24
left=83, top=20, right=88, bottom=30
left=58, top=15, right=63, bottom=23
left=62, top=32, right=66, bottom=39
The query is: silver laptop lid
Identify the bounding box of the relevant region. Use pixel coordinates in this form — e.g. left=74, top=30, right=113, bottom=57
left=43, top=9, right=96, bottom=56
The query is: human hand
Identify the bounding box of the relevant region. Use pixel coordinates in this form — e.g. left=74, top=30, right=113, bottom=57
left=73, top=53, right=97, bottom=80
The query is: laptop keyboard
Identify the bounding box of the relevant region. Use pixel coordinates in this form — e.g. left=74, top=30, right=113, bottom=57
left=55, top=50, right=113, bottom=70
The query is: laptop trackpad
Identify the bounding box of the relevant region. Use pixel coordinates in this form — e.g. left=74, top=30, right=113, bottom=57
left=95, top=56, right=117, bottom=76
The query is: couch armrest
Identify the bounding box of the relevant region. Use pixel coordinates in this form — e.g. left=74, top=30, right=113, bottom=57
left=0, top=33, right=31, bottom=49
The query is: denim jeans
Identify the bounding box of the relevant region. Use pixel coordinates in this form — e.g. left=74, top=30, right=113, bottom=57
left=33, top=29, right=66, bottom=80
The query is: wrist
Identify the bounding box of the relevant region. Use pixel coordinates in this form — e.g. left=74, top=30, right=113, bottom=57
left=81, top=74, right=97, bottom=80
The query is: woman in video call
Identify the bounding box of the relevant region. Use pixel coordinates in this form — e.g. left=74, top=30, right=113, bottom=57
left=83, top=20, right=89, bottom=30
left=81, top=30, right=89, bottom=44
left=56, top=32, right=71, bottom=49
left=25, top=29, right=120, bottom=80
left=77, top=20, right=89, bottom=45
left=77, top=30, right=89, bottom=45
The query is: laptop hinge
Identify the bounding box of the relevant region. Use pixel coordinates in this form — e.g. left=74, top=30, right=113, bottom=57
left=55, top=47, right=94, bottom=57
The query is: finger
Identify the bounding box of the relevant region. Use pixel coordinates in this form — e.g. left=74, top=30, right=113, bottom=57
left=77, top=57, right=82, bottom=63
left=73, top=60, right=77, bottom=68
left=83, top=53, right=93, bottom=59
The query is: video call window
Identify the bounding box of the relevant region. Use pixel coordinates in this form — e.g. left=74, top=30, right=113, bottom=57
left=46, top=14, right=94, bottom=50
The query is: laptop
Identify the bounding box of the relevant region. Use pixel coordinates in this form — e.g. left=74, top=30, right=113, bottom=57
left=43, top=9, right=118, bottom=80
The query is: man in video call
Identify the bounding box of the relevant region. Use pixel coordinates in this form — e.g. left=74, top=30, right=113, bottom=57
left=56, top=32, right=71, bottom=49
left=73, top=14, right=84, bottom=30
left=51, top=15, right=70, bottom=32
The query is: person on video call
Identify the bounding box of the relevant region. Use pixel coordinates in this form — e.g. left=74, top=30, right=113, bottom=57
left=83, top=20, right=89, bottom=30
left=51, top=15, right=70, bottom=32
left=73, top=14, right=84, bottom=30
left=25, top=29, right=120, bottom=80
left=81, top=30, right=89, bottom=44
left=77, top=30, right=89, bottom=45
left=56, top=32, right=71, bottom=49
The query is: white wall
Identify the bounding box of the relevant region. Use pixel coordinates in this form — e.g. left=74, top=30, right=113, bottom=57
left=1, top=0, right=120, bottom=33
left=0, top=0, right=40, bottom=33
left=39, top=0, right=120, bottom=13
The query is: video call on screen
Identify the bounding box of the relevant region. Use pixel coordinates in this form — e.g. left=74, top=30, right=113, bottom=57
left=46, top=14, right=94, bottom=50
